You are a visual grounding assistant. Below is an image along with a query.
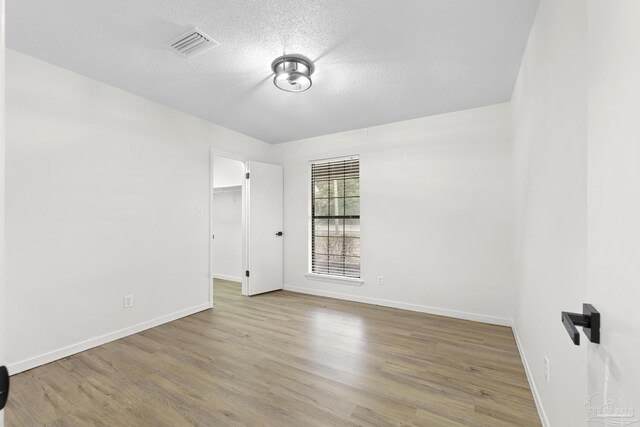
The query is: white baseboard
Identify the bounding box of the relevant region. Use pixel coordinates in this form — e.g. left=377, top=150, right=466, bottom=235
left=7, top=303, right=210, bottom=376
left=212, top=274, right=242, bottom=283
left=512, top=323, right=550, bottom=427
left=283, top=284, right=512, bottom=326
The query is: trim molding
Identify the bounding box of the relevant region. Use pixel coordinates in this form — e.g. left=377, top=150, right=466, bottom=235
left=512, top=323, right=550, bottom=427
left=283, top=284, right=512, bottom=326
left=212, top=274, right=242, bottom=283
left=304, top=273, right=364, bottom=286
left=7, top=303, right=210, bottom=376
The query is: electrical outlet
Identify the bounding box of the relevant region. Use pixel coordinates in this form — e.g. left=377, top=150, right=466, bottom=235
left=124, top=295, right=134, bottom=308
left=544, top=356, right=550, bottom=382
left=377, top=275, right=384, bottom=286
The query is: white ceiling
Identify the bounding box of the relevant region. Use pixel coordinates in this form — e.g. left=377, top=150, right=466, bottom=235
left=7, top=0, right=539, bottom=144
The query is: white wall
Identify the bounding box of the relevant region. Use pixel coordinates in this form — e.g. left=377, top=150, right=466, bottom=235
left=5, top=50, right=274, bottom=373
left=212, top=189, right=243, bottom=281
left=511, top=0, right=587, bottom=425
left=274, top=103, right=515, bottom=325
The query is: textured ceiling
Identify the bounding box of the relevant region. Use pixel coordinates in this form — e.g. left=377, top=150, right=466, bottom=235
left=7, top=0, right=538, bottom=143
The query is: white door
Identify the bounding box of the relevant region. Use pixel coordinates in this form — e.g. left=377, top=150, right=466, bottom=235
left=245, top=161, right=284, bottom=296
left=585, top=2, right=640, bottom=425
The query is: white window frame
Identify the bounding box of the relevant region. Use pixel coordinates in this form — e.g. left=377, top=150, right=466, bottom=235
left=307, top=155, right=364, bottom=286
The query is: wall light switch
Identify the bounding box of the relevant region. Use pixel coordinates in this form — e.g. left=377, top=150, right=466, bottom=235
left=197, top=207, right=204, bottom=217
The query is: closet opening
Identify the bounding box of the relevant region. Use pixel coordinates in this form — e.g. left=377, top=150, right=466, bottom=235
left=211, top=154, right=246, bottom=301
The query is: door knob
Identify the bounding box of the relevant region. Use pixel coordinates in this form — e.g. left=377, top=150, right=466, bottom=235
left=275, top=231, right=283, bottom=236
left=0, top=365, right=9, bottom=410
left=561, top=304, right=600, bottom=345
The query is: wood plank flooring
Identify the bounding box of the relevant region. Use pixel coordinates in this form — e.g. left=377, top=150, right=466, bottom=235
left=6, top=280, right=541, bottom=426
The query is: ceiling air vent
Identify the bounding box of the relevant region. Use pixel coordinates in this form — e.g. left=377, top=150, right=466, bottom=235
left=168, top=27, right=218, bottom=58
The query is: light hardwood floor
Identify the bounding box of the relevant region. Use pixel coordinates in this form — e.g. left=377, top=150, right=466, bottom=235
left=6, top=280, right=541, bottom=426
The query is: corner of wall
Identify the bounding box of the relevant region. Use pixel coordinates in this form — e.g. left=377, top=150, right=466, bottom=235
left=511, top=323, right=551, bottom=427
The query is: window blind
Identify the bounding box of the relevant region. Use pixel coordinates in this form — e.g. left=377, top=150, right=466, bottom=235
left=310, top=158, right=360, bottom=278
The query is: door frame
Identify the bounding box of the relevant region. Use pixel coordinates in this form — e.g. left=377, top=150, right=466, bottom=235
left=0, top=0, right=6, bottom=427
left=209, top=148, right=248, bottom=307
left=1, top=0, right=7, bottom=424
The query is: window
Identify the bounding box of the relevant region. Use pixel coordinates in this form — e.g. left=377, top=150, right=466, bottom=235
left=310, top=157, right=360, bottom=278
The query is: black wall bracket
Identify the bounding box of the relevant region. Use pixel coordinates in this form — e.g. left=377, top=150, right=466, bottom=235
left=0, top=365, right=9, bottom=410
left=561, top=304, right=600, bottom=345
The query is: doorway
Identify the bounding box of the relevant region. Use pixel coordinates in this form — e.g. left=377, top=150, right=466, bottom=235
left=209, top=150, right=285, bottom=304
left=211, top=154, right=246, bottom=300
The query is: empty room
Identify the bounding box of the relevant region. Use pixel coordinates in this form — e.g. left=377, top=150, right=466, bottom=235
left=0, top=0, right=639, bottom=426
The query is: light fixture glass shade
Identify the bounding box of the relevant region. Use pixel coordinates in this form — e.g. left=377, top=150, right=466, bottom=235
left=271, top=55, right=314, bottom=93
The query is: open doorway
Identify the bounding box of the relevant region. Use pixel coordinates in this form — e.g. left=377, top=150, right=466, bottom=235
left=209, top=150, right=284, bottom=303
left=211, top=154, right=246, bottom=300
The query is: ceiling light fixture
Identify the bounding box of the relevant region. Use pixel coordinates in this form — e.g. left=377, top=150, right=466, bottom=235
left=271, top=55, right=314, bottom=93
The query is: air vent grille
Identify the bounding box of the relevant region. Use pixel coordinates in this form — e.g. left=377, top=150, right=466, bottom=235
left=168, top=27, right=218, bottom=58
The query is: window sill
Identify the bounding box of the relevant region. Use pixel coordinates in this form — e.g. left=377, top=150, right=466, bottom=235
left=305, top=273, right=364, bottom=286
